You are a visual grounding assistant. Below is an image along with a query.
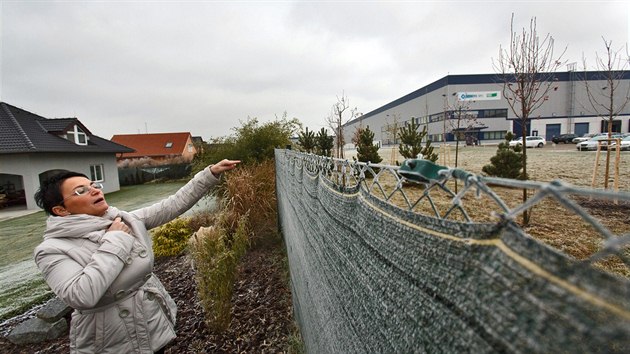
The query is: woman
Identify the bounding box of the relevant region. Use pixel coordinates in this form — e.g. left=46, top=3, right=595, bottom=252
left=33, top=159, right=240, bottom=353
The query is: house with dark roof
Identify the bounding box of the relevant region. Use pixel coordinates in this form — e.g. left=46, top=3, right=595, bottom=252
left=0, top=102, right=134, bottom=210
left=111, top=132, right=198, bottom=163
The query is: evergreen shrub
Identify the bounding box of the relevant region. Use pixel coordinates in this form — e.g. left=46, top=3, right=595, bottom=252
left=482, top=132, right=526, bottom=179
left=152, top=217, right=193, bottom=258
left=356, top=126, right=383, bottom=164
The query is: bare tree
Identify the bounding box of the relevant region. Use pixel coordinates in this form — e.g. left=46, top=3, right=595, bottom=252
left=579, top=38, right=630, bottom=188
left=383, top=113, right=401, bottom=146
left=351, top=117, right=365, bottom=147
left=326, top=92, right=360, bottom=158
left=493, top=14, right=565, bottom=225
left=446, top=96, right=480, bottom=168
left=383, top=113, right=402, bottom=163
left=444, top=96, right=482, bottom=192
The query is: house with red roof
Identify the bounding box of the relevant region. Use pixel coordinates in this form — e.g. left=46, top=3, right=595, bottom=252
left=111, top=132, right=198, bottom=163
left=0, top=102, right=134, bottom=210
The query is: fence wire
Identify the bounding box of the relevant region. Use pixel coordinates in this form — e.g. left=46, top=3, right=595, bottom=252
left=296, top=150, right=630, bottom=266
left=277, top=149, right=630, bottom=354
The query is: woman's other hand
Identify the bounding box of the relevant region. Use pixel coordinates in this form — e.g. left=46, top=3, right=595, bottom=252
left=108, top=217, right=132, bottom=235
left=210, top=159, right=241, bottom=177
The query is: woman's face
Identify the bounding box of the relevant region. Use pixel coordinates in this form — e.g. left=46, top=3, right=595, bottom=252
left=57, top=176, right=109, bottom=216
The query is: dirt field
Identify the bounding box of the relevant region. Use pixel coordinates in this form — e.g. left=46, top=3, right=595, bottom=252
left=350, top=143, right=630, bottom=277
left=371, top=143, right=630, bottom=190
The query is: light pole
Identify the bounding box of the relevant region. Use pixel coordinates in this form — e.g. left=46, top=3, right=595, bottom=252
left=443, top=75, right=450, bottom=144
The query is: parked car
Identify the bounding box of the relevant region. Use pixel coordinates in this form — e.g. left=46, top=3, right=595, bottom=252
left=509, top=136, right=546, bottom=148
left=551, top=134, right=577, bottom=144
left=572, top=133, right=598, bottom=144
left=608, top=136, right=630, bottom=151
left=576, top=134, right=624, bottom=151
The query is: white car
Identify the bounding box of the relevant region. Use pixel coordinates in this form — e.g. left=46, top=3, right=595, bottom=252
left=576, top=134, right=624, bottom=151
left=572, top=133, right=598, bottom=144
left=509, top=136, right=546, bottom=148
left=608, top=136, right=630, bottom=151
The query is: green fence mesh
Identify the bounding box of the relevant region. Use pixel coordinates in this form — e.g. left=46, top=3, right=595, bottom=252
left=275, top=149, right=630, bottom=353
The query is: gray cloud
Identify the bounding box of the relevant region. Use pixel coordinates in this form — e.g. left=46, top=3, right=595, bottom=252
left=1, top=1, right=628, bottom=141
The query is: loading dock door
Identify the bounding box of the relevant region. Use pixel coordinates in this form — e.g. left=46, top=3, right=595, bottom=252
left=512, top=120, right=531, bottom=138
left=574, top=123, right=589, bottom=137
left=545, top=124, right=561, bottom=141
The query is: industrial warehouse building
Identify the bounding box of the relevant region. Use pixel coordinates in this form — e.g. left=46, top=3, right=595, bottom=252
left=343, top=70, right=630, bottom=147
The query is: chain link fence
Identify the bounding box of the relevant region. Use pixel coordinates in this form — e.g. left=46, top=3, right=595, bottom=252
left=276, top=149, right=630, bottom=353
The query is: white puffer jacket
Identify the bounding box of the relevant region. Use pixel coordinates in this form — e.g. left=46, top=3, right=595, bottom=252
left=34, top=167, right=219, bottom=353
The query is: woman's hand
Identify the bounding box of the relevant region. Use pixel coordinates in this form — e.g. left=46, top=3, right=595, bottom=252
left=210, top=159, right=241, bottom=177
left=108, top=217, right=132, bottom=235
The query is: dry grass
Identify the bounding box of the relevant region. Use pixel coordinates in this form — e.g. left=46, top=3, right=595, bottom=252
left=188, top=215, right=249, bottom=332
left=220, top=160, right=278, bottom=246
left=349, top=145, right=630, bottom=277
left=187, top=160, right=279, bottom=331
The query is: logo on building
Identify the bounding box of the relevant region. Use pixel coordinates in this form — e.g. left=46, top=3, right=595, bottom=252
left=457, top=91, right=501, bottom=101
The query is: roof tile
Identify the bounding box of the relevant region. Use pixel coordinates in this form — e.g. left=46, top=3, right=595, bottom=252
left=111, top=132, right=193, bottom=158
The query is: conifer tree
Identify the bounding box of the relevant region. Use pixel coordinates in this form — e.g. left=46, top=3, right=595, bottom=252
left=398, top=120, right=438, bottom=162
left=315, top=128, right=334, bottom=157
left=420, top=134, right=438, bottom=163
left=356, top=126, right=382, bottom=164
left=297, top=127, right=316, bottom=153
left=482, top=132, right=526, bottom=179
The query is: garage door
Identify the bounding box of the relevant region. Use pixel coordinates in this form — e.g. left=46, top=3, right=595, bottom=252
left=545, top=124, right=561, bottom=141
left=574, top=123, right=589, bottom=137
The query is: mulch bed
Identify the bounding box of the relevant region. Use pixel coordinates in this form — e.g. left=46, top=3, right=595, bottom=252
left=0, top=243, right=297, bottom=353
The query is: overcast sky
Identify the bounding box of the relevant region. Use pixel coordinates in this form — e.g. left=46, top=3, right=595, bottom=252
left=1, top=1, right=628, bottom=141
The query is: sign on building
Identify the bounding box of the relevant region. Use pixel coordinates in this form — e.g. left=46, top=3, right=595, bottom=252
left=457, top=91, right=501, bottom=101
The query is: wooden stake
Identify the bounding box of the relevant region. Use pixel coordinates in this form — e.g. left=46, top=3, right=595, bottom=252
left=591, top=143, right=601, bottom=190
left=441, top=144, right=451, bottom=166
left=614, top=138, right=621, bottom=203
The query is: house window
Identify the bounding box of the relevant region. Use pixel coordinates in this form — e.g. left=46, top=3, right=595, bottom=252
left=187, top=143, right=193, bottom=152
left=90, top=165, right=104, bottom=182
left=67, top=125, right=88, bottom=145
left=165, top=142, right=173, bottom=148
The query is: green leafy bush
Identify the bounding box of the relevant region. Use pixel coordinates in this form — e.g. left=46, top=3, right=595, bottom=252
left=191, top=114, right=300, bottom=174
left=151, top=218, right=193, bottom=258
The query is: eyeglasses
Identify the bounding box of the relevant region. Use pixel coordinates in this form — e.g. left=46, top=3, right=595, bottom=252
left=59, top=182, right=103, bottom=204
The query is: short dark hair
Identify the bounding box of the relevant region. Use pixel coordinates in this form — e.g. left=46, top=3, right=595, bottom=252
left=34, top=170, right=88, bottom=215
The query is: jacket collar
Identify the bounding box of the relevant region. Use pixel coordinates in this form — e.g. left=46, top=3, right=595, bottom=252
left=43, top=206, right=122, bottom=240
